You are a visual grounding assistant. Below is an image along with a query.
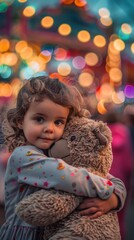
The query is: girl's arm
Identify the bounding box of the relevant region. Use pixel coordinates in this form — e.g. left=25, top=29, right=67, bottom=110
left=107, top=173, right=127, bottom=211
left=78, top=175, right=127, bottom=218
left=15, top=166, right=126, bottom=225
left=12, top=146, right=114, bottom=199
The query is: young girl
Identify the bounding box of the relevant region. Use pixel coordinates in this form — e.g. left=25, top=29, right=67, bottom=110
left=0, top=75, right=126, bottom=240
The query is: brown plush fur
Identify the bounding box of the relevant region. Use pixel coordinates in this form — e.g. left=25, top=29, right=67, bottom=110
left=15, top=116, right=121, bottom=239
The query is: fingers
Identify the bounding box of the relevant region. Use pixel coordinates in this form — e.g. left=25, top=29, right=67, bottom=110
left=80, top=208, right=103, bottom=219
left=78, top=198, right=99, bottom=210
left=89, top=211, right=103, bottom=219
left=79, top=207, right=98, bottom=216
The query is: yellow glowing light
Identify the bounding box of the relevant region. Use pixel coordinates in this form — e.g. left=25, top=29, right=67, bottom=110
left=108, top=48, right=120, bottom=61
left=11, top=78, right=22, bottom=97
left=0, top=39, right=10, bottom=52
left=20, top=47, right=33, bottom=60
left=121, top=23, right=132, bottom=34
left=109, top=68, right=122, bottom=82
left=85, top=52, right=98, bottom=66
left=100, top=17, right=112, bottom=27
left=131, top=43, right=134, bottom=53
left=2, top=52, right=18, bottom=66
left=78, top=72, right=93, bottom=87
left=28, top=56, right=46, bottom=71
left=99, top=83, right=113, bottom=101
left=97, top=100, right=107, bottom=114
left=112, top=91, right=125, bottom=104
left=58, top=24, right=71, bottom=36
left=77, top=30, right=91, bottom=43
left=108, top=59, right=121, bottom=68
left=74, top=0, right=87, bottom=7
left=113, top=39, right=125, bottom=51
left=0, top=83, right=12, bottom=97
left=23, top=6, right=35, bottom=17
left=39, top=50, right=52, bottom=63
left=57, top=63, right=71, bottom=76
left=93, top=35, right=106, bottom=48
left=108, top=41, right=120, bottom=56
left=15, top=41, right=28, bottom=53
left=98, top=8, right=110, bottom=18
left=18, top=0, right=27, bottom=2
left=41, top=16, right=54, bottom=28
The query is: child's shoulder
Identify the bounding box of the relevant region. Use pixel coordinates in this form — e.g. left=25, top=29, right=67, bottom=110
left=11, top=145, right=42, bottom=157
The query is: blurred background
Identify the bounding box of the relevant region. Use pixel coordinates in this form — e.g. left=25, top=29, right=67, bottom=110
left=0, top=0, right=134, bottom=115
left=1, top=1, right=134, bottom=239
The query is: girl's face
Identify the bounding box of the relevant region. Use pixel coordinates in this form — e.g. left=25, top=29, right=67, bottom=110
left=19, top=98, right=69, bottom=149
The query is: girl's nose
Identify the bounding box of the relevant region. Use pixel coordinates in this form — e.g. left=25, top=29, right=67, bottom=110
left=44, top=122, right=54, bottom=133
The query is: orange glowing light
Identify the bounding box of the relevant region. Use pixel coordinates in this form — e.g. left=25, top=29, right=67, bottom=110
left=97, top=100, right=107, bottom=114
left=78, top=72, right=93, bottom=87
left=77, top=30, right=90, bottom=42
left=93, top=35, right=106, bottom=48
left=58, top=24, right=71, bottom=36
left=61, top=0, right=74, bottom=4
left=41, top=16, right=54, bottom=28
left=85, top=52, right=99, bottom=66
left=0, top=83, right=12, bottom=97
left=0, top=39, right=10, bottom=52
left=57, top=63, right=71, bottom=76
left=15, top=41, right=28, bottom=53
left=23, top=6, right=35, bottom=17
left=113, top=39, right=125, bottom=51
left=74, top=0, right=87, bottom=7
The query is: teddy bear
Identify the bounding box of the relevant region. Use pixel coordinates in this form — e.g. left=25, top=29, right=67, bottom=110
left=15, top=116, right=121, bottom=239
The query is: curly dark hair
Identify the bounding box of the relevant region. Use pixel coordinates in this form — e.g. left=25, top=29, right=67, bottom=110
left=6, top=76, right=89, bottom=151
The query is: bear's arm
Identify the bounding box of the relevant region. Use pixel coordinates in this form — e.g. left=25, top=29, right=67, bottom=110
left=15, top=175, right=126, bottom=226
left=15, top=189, right=82, bottom=226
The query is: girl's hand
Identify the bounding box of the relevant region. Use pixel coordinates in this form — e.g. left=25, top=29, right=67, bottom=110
left=78, top=193, right=118, bottom=219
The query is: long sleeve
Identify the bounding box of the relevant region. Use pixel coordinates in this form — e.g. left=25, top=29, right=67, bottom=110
left=107, top=173, right=127, bottom=211
left=10, top=145, right=114, bottom=199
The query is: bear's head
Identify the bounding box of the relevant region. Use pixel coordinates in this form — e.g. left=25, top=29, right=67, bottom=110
left=49, top=116, right=113, bottom=177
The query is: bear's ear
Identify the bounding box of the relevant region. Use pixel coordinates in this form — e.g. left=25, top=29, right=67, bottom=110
left=48, top=139, right=70, bottom=160
left=92, top=127, right=108, bottom=146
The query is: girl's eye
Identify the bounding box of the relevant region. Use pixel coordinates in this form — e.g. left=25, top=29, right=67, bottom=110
left=35, top=117, right=44, bottom=123
left=55, top=120, right=65, bottom=126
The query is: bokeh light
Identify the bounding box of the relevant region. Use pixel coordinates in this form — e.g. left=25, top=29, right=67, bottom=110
left=57, top=62, right=71, bottom=76
left=113, top=39, right=125, bottom=51
left=58, top=24, right=71, bottom=36
left=85, top=52, right=99, bottom=66
left=77, top=30, right=91, bottom=43
left=0, top=39, right=10, bottom=52
left=93, top=35, right=106, bottom=48
left=23, top=6, right=35, bottom=17
left=72, top=56, right=85, bottom=69
left=124, top=85, right=134, bottom=98
left=98, top=8, right=110, bottom=18
left=39, top=50, right=52, bottom=63
left=109, top=68, right=122, bottom=83
left=41, top=16, right=54, bottom=28
left=54, top=48, right=67, bottom=60
left=97, top=100, right=107, bottom=114
left=112, top=91, right=125, bottom=104
left=74, top=0, right=87, bottom=7
left=78, top=72, right=93, bottom=87
left=121, top=23, right=132, bottom=34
